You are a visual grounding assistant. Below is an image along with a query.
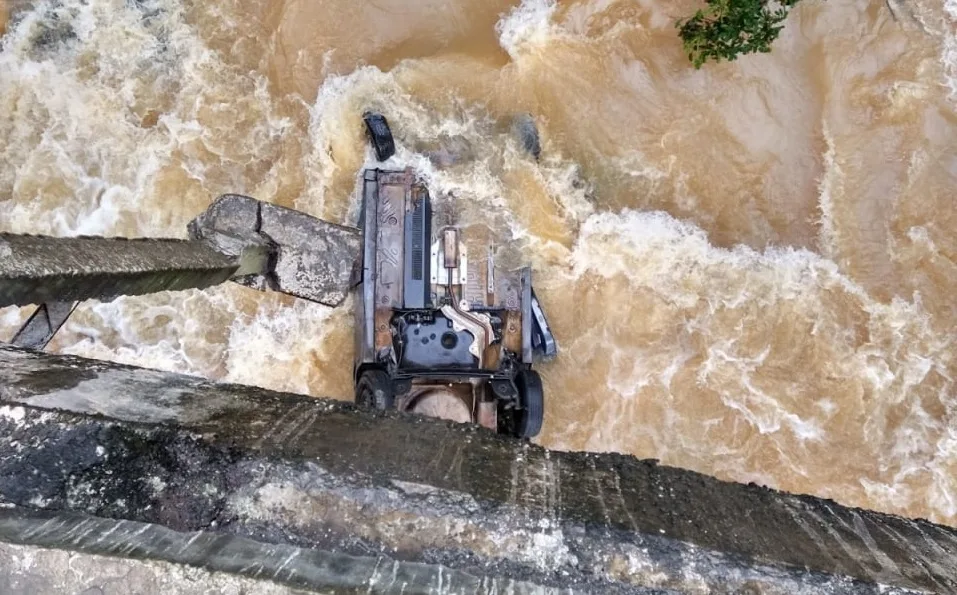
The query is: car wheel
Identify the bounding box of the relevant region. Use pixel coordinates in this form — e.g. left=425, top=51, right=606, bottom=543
left=514, top=369, right=544, bottom=439
left=356, top=369, right=395, bottom=410
left=363, top=112, right=396, bottom=162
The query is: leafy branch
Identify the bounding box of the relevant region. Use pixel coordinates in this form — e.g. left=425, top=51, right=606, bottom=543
left=677, top=0, right=803, bottom=68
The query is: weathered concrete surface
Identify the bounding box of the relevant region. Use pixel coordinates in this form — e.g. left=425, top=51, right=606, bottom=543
left=0, top=344, right=953, bottom=593
left=188, top=194, right=361, bottom=307
left=0, top=533, right=308, bottom=595
left=0, top=234, right=241, bottom=307
left=0, top=507, right=568, bottom=595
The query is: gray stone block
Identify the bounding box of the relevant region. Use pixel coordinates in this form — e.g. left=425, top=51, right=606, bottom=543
left=259, top=202, right=361, bottom=308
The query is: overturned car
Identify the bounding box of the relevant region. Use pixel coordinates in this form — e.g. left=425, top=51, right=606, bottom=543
left=353, top=113, right=556, bottom=439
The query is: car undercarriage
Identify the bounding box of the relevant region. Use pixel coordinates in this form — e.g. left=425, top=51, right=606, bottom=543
left=353, top=113, right=556, bottom=438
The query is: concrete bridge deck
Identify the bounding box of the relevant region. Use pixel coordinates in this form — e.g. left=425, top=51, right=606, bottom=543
left=0, top=343, right=953, bottom=593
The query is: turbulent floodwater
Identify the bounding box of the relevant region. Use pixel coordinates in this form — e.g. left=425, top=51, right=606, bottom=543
left=2, top=0, right=957, bottom=525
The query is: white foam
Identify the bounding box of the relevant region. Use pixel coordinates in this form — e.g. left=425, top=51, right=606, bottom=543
left=223, top=297, right=337, bottom=395
left=944, top=0, right=957, bottom=99
left=496, top=0, right=560, bottom=60
left=560, top=0, right=625, bottom=36
left=300, top=66, right=405, bottom=218
left=928, top=429, right=957, bottom=518
left=0, top=406, right=26, bottom=423
left=816, top=124, right=842, bottom=259
left=566, top=208, right=952, bottom=460
left=61, top=295, right=211, bottom=377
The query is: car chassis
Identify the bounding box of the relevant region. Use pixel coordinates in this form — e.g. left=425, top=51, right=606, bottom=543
left=353, top=114, right=556, bottom=438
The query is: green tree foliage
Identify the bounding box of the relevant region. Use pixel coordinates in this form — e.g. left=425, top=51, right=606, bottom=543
left=677, top=0, right=803, bottom=68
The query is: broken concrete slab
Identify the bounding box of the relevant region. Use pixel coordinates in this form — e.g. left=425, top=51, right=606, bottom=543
left=258, top=202, right=361, bottom=307
left=0, top=234, right=242, bottom=307
left=0, top=344, right=952, bottom=593
left=188, top=195, right=361, bottom=307
left=186, top=194, right=268, bottom=262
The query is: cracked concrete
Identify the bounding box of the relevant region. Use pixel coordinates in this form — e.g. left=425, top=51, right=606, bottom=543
left=188, top=194, right=361, bottom=307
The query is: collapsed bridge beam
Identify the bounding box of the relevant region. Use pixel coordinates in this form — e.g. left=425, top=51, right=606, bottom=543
left=0, top=233, right=264, bottom=308
left=187, top=194, right=362, bottom=308
left=2, top=198, right=361, bottom=350
left=2, top=195, right=362, bottom=312
left=0, top=343, right=956, bottom=593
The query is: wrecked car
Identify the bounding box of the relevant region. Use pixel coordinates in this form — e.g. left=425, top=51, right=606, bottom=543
left=353, top=112, right=556, bottom=439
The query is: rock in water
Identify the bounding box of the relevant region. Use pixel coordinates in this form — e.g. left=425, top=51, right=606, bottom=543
left=512, top=113, right=541, bottom=160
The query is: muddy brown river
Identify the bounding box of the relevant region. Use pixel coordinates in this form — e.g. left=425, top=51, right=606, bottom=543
left=2, top=0, right=957, bottom=525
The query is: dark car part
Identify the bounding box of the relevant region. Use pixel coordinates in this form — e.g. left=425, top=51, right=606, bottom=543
left=397, top=313, right=477, bottom=369
left=515, top=369, right=544, bottom=439
left=356, top=368, right=394, bottom=410
left=403, top=185, right=431, bottom=309
left=363, top=112, right=396, bottom=161
left=530, top=288, right=557, bottom=358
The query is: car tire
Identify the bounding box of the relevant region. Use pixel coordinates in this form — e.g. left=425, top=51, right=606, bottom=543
left=363, top=112, right=396, bottom=162
left=515, top=369, right=544, bottom=439
left=356, top=369, right=395, bottom=410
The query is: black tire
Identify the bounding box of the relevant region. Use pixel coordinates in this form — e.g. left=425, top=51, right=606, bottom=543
left=363, top=112, right=396, bottom=162
left=514, top=369, right=544, bottom=439
left=355, top=369, right=395, bottom=410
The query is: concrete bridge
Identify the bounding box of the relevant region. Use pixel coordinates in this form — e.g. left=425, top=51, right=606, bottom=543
left=1, top=343, right=956, bottom=593
left=1, top=207, right=956, bottom=593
